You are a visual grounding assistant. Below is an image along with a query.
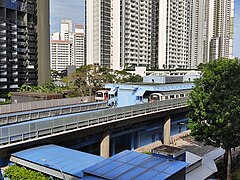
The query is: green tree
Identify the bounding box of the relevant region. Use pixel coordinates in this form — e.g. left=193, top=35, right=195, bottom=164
left=4, top=165, right=51, bottom=180
left=188, top=58, right=240, bottom=180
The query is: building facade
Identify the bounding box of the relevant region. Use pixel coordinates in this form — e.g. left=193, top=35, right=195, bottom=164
left=51, top=40, right=72, bottom=72
left=191, top=0, right=235, bottom=67
left=86, top=0, right=234, bottom=70
left=86, top=0, right=154, bottom=70
left=0, top=0, right=50, bottom=96
left=51, top=20, right=85, bottom=72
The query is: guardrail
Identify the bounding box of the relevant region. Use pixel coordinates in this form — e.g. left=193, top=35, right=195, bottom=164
left=0, top=101, right=108, bottom=126
left=0, top=96, right=95, bottom=115
left=0, top=97, right=188, bottom=146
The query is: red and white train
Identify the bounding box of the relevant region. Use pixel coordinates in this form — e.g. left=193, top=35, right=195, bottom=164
left=95, top=90, right=109, bottom=101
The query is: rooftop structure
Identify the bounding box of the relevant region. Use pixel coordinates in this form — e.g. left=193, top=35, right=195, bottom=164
left=151, top=145, right=186, bottom=161
left=10, top=145, right=105, bottom=179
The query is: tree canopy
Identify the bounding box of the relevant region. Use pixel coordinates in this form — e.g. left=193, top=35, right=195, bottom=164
left=187, top=58, right=240, bottom=179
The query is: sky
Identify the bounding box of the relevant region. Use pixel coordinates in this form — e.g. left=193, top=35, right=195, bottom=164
left=50, top=0, right=240, bottom=58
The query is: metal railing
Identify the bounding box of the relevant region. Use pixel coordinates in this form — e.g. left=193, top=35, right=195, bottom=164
left=0, top=97, right=188, bottom=146
left=0, top=101, right=108, bottom=126
left=0, top=96, right=95, bottom=115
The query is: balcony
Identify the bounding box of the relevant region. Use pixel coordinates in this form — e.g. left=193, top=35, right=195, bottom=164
left=17, top=1, right=27, bottom=12
left=17, top=20, right=27, bottom=27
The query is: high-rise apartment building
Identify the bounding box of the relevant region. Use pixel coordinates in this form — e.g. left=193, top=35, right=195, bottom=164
left=191, top=0, right=235, bottom=67
left=86, top=0, right=192, bottom=70
left=86, top=0, right=153, bottom=70
left=0, top=0, right=50, bottom=96
left=60, top=19, right=73, bottom=41
left=51, top=20, right=85, bottom=72
left=74, top=25, right=85, bottom=67
left=86, top=0, right=234, bottom=70
left=157, top=0, right=191, bottom=69
left=51, top=40, right=72, bottom=72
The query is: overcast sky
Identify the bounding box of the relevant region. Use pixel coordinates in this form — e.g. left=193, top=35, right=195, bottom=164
left=50, top=0, right=240, bottom=58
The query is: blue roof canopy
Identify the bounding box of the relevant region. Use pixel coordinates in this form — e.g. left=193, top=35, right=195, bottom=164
left=11, top=145, right=105, bottom=178
left=83, top=150, right=188, bottom=179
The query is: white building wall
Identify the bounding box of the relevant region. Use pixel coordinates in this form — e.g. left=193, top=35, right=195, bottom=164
left=157, top=0, right=168, bottom=69
left=52, top=32, right=60, bottom=41
left=86, top=0, right=94, bottom=65
left=51, top=41, right=72, bottom=72
left=111, top=0, right=121, bottom=70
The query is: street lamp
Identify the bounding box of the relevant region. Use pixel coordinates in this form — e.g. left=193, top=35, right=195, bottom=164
left=40, top=158, right=66, bottom=180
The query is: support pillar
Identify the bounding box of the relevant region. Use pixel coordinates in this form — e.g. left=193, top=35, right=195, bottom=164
left=111, top=137, right=115, bottom=156
left=163, top=115, right=171, bottom=145
left=100, top=131, right=110, bottom=158
left=131, top=133, right=134, bottom=150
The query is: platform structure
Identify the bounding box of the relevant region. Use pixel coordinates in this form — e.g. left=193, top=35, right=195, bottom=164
left=105, top=83, right=194, bottom=107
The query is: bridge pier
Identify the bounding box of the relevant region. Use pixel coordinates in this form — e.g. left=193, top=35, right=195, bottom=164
left=163, top=115, right=171, bottom=145
left=100, top=131, right=110, bottom=158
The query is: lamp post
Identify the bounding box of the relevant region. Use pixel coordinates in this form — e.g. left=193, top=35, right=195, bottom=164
left=41, top=158, right=66, bottom=180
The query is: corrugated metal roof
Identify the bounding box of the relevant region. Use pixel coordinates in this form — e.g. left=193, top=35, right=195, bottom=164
left=186, top=151, right=202, bottom=165
left=186, top=149, right=223, bottom=180
left=203, top=148, right=225, bottom=160
left=11, top=145, right=105, bottom=178
left=83, top=150, right=188, bottom=179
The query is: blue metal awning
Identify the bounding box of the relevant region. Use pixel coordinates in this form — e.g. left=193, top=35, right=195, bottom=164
left=135, top=89, right=146, bottom=96
left=109, top=88, right=117, bottom=94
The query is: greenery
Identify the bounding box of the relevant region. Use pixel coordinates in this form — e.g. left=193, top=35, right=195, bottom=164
left=4, top=164, right=51, bottom=180
left=187, top=58, right=240, bottom=180
left=62, top=65, right=143, bottom=97
left=16, top=65, right=143, bottom=98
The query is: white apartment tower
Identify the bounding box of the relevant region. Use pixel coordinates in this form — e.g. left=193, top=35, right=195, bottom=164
left=157, top=0, right=191, bottom=69
left=86, top=0, right=153, bottom=70
left=60, top=19, right=73, bottom=41
left=51, top=20, right=85, bottom=72
left=74, top=25, right=85, bottom=67
left=191, top=0, right=235, bottom=67
left=51, top=40, right=72, bottom=72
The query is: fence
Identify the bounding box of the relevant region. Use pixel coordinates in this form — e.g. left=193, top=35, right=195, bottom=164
left=0, top=101, right=108, bottom=126
left=0, top=96, right=95, bottom=115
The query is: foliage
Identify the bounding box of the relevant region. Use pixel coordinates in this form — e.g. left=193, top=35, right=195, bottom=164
left=187, top=58, right=240, bottom=179
left=63, top=65, right=143, bottom=96
left=188, top=58, right=240, bottom=149
left=19, top=81, right=69, bottom=95
left=4, top=164, right=51, bottom=180
left=18, top=65, right=143, bottom=98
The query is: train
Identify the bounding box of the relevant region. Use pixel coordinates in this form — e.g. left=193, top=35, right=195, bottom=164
left=148, top=90, right=189, bottom=103
left=95, top=90, right=109, bottom=102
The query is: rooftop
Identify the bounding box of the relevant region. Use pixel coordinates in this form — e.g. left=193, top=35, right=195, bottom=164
left=10, top=145, right=105, bottom=179
left=83, top=150, right=189, bottom=180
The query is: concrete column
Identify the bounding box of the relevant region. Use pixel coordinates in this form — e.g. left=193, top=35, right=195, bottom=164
left=100, top=131, right=110, bottom=158
left=111, top=137, right=115, bottom=156
left=163, top=115, right=171, bottom=145
left=131, top=133, right=134, bottom=150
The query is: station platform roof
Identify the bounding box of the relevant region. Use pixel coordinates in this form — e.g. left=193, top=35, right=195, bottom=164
left=10, top=145, right=105, bottom=179
left=83, top=150, right=189, bottom=180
